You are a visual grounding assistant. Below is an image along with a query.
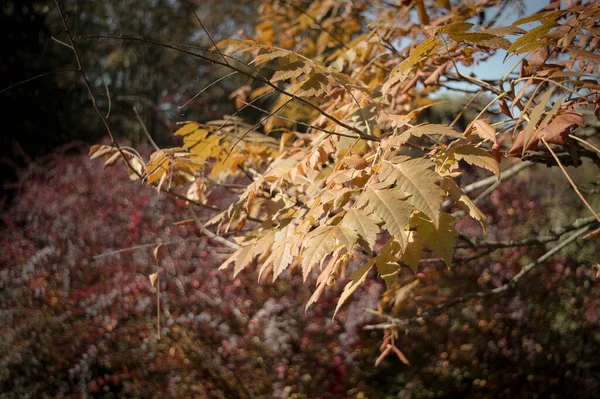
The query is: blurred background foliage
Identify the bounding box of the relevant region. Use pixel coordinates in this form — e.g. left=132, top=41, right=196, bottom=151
left=1, top=145, right=598, bottom=398
left=1, top=0, right=599, bottom=398
left=1, top=0, right=255, bottom=202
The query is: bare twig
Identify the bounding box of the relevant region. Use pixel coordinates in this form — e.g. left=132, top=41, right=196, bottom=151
left=188, top=204, right=241, bottom=250
left=0, top=69, right=78, bottom=95
left=91, top=237, right=207, bottom=260
left=104, top=80, right=112, bottom=119
left=184, top=0, right=229, bottom=66
left=459, top=216, right=598, bottom=249
left=50, top=36, right=73, bottom=49
left=117, top=95, right=173, bottom=132
left=133, top=106, right=159, bottom=151
left=178, top=71, right=238, bottom=111
left=542, top=138, right=600, bottom=222
left=365, top=223, right=594, bottom=330
left=53, top=1, right=142, bottom=179
left=81, top=34, right=379, bottom=141
left=442, top=162, right=533, bottom=213
left=226, top=98, right=293, bottom=159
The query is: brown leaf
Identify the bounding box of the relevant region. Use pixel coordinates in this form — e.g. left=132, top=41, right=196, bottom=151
left=508, top=130, right=539, bottom=156
left=530, top=45, right=549, bottom=66
left=153, top=244, right=163, bottom=262
left=423, top=62, right=448, bottom=85
left=492, top=143, right=502, bottom=164
left=499, top=99, right=512, bottom=118
left=472, top=120, right=497, bottom=144
left=584, top=228, right=600, bottom=240
left=538, top=110, right=584, bottom=145
left=342, top=154, right=367, bottom=170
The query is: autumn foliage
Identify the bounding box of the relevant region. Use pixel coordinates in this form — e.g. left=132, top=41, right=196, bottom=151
left=3, top=0, right=600, bottom=396
left=88, top=0, right=599, bottom=316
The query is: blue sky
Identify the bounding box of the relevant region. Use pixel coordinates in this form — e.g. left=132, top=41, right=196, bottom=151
left=466, top=0, right=562, bottom=81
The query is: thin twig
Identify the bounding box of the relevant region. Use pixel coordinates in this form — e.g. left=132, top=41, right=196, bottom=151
left=459, top=216, right=598, bottom=249
left=0, top=69, right=78, bottom=95
left=226, top=98, right=293, bottom=160
left=81, top=34, right=379, bottom=141
left=91, top=237, right=207, bottom=260
left=542, top=138, right=600, bottom=222
left=184, top=0, right=229, bottom=66
left=51, top=36, right=74, bottom=49
left=188, top=204, right=241, bottom=250
left=53, top=1, right=142, bottom=179
left=365, top=223, right=594, bottom=330
left=178, top=71, right=238, bottom=110
left=134, top=106, right=159, bottom=151
left=104, top=80, right=112, bottom=119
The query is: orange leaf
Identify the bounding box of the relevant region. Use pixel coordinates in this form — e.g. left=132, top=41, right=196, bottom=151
left=375, top=344, right=392, bottom=367
left=391, top=345, right=411, bottom=365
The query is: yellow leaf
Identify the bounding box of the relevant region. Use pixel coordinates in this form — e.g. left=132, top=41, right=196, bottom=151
left=439, top=22, right=474, bottom=34
left=509, top=19, right=558, bottom=54
left=441, top=178, right=486, bottom=233
left=271, top=61, right=313, bottom=82
left=333, top=258, right=375, bottom=318
left=251, top=48, right=293, bottom=65
left=174, top=122, right=200, bottom=137
left=389, top=123, right=461, bottom=147
left=341, top=209, right=382, bottom=251
left=296, top=73, right=332, bottom=97
left=452, top=146, right=500, bottom=179
left=383, top=157, right=446, bottom=228
left=414, top=212, right=457, bottom=267
left=356, top=188, right=413, bottom=251
left=401, top=231, right=424, bottom=272
left=149, top=272, right=159, bottom=288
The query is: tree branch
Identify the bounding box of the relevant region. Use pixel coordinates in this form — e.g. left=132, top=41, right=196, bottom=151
left=81, top=34, right=379, bottom=141
left=365, top=222, right=594, bottom=330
